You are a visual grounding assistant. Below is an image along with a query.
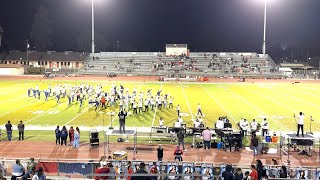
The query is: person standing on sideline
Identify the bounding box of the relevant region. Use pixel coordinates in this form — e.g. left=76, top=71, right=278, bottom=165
left=55, top=126, right=61, bottom=145
left=73, top=127, right=80, bottom=148
left=197, top=103, right=203, bottom=116
left=69, top=126, right=75, bottom=146
left=294, top=112, right=305, bottom=137
left=17, top=121, right=25, bottom=141
left=176, top=104, right=180, bottom=117
left=177, top=130, right=186, bottom=151
left=157, top=144, right=163, bottom=161
left=250, top=133, right=259, bottom=156
left=261, top=118, right=269, bottom=136
left=118, top=110, right=127, bottom=134
left=60, top=126, right=68, bottom=146
left=202, top=127, right=212, bottom=150
left=5, top=121, right=12, bottom=141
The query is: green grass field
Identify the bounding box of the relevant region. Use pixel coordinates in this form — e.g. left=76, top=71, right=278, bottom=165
left=0, top=79, right=320, bottom=133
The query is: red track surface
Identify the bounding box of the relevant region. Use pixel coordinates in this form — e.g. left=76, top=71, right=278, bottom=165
left=0, top=140, right=319, bottom=167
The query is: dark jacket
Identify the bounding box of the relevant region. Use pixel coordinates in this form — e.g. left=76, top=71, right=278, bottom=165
left=177, top=132, right=184, bottom=141
left=222, top=165, right=235, bottom=180
left=157, top=148, right=163, bottom=158
left=131, top=169, right=150, bottom=180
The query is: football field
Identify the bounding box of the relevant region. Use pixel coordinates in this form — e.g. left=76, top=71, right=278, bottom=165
left=0, top=79, right=319, bottom=133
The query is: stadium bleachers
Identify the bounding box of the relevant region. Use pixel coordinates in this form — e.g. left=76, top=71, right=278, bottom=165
left=82, top=51, right=281, bottom=78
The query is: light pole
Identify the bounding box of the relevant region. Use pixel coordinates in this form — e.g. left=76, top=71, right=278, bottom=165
left=262, top=0, right=267, bottom=55
left=91, top=0, right=95, bottom=55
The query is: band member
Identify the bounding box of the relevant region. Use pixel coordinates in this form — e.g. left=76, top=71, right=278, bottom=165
left=176, top=104, right=180, bottom=116
left=250, top=119, right=258, bottom=133
left=193, top=119, right=201, bottom=128
left=261, top=118, right=269, bottom=136
left=216, top=117, right=224, bottom=129
left=294, top=112, right=305, bottom=137
left=197, top=103, right=203, bottom=116
left=159, top=117, right=164, bottom=127
left=239, top=118, right=248, bottom=136
left=174, top=119, right=181, bottom=128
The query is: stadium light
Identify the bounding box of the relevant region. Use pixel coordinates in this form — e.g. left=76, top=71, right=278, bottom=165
left=91, top=0, right=95, bottom=55
left=262, top=0, right=267, bottom=55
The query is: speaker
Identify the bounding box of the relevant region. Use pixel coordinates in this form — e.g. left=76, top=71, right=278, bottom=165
left=90, top=132, right=99, bottom=139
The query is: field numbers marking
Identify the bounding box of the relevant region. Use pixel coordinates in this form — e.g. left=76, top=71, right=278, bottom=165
left=48, top=110, right=60, bottom=114
left=179, top=113, right=189, bottom=117
left=32, top=110, right=45, bottom=114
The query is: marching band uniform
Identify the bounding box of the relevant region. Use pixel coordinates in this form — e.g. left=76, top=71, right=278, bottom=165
left=261, top=118, right=269, bottom=136
left=239, top=119, right=248, bottom=136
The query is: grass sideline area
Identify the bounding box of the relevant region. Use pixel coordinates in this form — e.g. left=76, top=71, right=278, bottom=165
left=0, top=79, right=320, bottom=136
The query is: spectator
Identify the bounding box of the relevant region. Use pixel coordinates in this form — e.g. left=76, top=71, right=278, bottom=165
left=177, top=130, right=186, bottom=151
left=73, top=127, right=80, bottom=148
left=107, top=163, right=115, bottom=180
left=17, top=121, right=25, bottom=141
left=31, top=167, right=46, bottom=180
left=279, top=166, right=287, bottom=178
left=250, top=133, right=259, bottom=156
left=149, top=162, right=158, bottom=180
left=60, top=126, right=68, bottom=146
left=27, top=158, right=37, bottom=172
left=249, top=165, right=258, bottom=180
left=222, top=164, right=235, bottom=180
left=234, top=168, right=243, bottom=180
left=202, top=127, right=212, bottom=150
left=68, top=126, right=74, bottom=146
left=22, top=166, right=36, bottom=180
left=95, top=161, right=110, bottom=180
left=5, top=121, right=12, bottom=141
left=256, top=159, right=266, bottom=179
left=173, top=145, right=183, bottom=161
left=157, top=144, right=163, bottom=161
left=98, top=156, right=107, bottom=168
left=131, top=162, right=150, bottom=180
left=54, top=126, right=61, bottom=145
left=126, top=161, right=133, bottom=180
left=11, top=159, right=25, bottom=180
left=243, top=171, right=250, bottom=180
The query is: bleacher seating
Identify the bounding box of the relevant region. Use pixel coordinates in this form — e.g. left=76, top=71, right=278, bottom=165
left=82, top=51, right=281, bottom=78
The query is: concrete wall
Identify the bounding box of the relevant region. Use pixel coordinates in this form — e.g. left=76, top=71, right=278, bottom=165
left=0, top=68, right=24, bottom=75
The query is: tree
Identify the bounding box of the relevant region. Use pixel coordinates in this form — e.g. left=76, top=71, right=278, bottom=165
left=30, top=5, right=53, bottom=51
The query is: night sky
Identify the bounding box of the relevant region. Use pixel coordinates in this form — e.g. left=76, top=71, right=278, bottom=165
left=1, top=0, right=320, bottom=59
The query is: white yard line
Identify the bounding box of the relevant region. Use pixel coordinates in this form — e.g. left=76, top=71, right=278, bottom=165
left=229, top=90, right=291, bottom=131
left=180, top=82, right=194, bottom=120
left=25, top=100, right=68, bottom=124
left=151, top=83, right=162, bottom=127
left=0, top=94, right=27, bottom=104
left=252, top=86, right=320, bottom=124
left=0, top=99, right=39, bottom=117
left=65, top=106, right=91, bottom=125
left=199, top=84, right=236, bottom=123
